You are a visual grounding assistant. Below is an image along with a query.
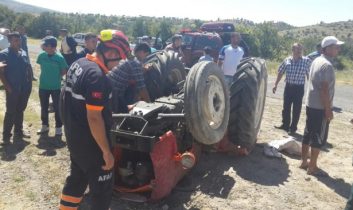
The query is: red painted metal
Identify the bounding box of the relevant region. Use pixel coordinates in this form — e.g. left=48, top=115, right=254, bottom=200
left=150, top=131, right=188, bottom=201
left=113, top=131, right=200, bottom=201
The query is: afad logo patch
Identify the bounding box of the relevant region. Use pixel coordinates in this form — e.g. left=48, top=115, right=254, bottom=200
left=91, top=92, right=103, bottom=99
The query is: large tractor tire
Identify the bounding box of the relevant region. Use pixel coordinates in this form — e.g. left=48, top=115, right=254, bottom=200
left=227, top=58, right=267, bottom=149
left=184, top=61, right=230, bottom=145
left=144, top=51, right=186, bottom=101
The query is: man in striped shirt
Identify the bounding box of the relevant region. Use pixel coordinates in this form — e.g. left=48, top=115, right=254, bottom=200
left=273, top=43, right=312, bottom=134
left=107, top=58, right=150, bottom=113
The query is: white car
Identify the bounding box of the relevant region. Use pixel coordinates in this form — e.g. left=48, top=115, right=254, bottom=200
left=72, top=33, right=85, bottom=46
left=0, top=28, right=10, bottom=50
left=0, top=34, right=9, bottom=51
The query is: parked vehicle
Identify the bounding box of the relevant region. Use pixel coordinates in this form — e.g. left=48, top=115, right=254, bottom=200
left=72, top=33, right=85, bottom=46
left=179, top=22, right=250, bottom=67
left=180, top=31, right=223, bottom=67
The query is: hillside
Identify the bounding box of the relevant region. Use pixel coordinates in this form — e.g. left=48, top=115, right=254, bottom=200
left=0, top=0, right=55, bottom=14
left=280, top=20, right=353, bottom=40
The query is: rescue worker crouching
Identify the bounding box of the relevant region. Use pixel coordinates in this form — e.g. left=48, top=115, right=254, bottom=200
left=59, top=29, right=131, bottom=210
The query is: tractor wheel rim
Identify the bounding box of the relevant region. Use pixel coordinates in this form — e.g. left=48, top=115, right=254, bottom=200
left=203, top=75, right=225, bottom=129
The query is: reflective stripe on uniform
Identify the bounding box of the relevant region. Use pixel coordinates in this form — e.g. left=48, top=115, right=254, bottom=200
left=60, top=194, right=82, bottom=204
left=59, top=194, right=82, bottom=210
left=86, top=104, right=104, bottom=111
left=64, top=86, right=85, bottom=100
left=59, top=204, right=78, bottom=210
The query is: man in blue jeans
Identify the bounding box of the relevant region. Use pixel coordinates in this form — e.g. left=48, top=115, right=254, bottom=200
left=0, top=32, right=33, bottom=145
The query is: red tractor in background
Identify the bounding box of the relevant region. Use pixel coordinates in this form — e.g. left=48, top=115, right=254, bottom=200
left=180, top=22, right=250, bottom=67
left=152, top=22, right=250, bottom=68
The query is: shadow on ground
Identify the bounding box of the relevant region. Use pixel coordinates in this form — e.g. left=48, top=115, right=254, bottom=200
left=333, top=106, right=343, bottom=113
left=0, top=137, right=30, bottom=161
left=317, top=173, right=352, bottom=199
left=36, top=133, right=66, bottom=156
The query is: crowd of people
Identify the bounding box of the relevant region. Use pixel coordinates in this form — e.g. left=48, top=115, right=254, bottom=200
left=0, top=25, right=352, bottom=209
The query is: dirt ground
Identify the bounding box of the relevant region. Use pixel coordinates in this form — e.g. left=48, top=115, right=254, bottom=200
left=0, top=79, right=353, bottom=210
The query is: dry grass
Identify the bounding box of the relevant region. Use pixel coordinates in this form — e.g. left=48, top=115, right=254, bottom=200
left=27, top=37, right=41, bottom=46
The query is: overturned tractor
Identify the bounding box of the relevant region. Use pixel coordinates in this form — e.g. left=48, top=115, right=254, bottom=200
left=110, top=51, right=267, bottom=201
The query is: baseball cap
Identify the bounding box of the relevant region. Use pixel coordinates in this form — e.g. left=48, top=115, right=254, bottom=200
left=42, top=36, right=57, bottom=47
left=321, top=36, right=344, bottom=48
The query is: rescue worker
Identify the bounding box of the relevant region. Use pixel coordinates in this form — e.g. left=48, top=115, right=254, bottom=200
left=59, top=29, right=131, bottom=210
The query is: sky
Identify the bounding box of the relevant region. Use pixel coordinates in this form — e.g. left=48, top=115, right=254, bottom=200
left=18, top=0, right=353, bottom=27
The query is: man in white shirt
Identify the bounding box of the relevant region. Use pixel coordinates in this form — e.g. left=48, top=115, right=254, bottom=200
left=217, top=32, right=244, bottom=87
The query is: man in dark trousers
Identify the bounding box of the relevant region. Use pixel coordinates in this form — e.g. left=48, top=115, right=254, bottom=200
left=0, top=32, right=32, bottom=145
left=273, top=43, right=312, bottom=135
left=59, top=29, right=77, bottom=66
left=59, top=29, right=131, bottom=210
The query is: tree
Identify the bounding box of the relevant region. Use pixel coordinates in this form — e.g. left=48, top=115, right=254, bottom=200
left=0, top=5, right=15, bottom=28
left=132, top=17, right=149, bottom=38
left=12, top=13, right=35, bottom=31
left=254, top=22, right=281, bottom=60
left=160, top=19, right=172, bottom=41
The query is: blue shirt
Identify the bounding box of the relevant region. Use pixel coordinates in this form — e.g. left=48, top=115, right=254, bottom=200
left=307, top=51, right=321, bottom=61
left=0, top=48, right=32, bottom=92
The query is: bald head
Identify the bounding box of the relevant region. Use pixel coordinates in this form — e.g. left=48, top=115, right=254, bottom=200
left=292, top=43, right=303, bottom=59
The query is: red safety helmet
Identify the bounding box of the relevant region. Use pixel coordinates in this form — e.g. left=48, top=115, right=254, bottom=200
left=99, top=29, right=130, bottom=60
